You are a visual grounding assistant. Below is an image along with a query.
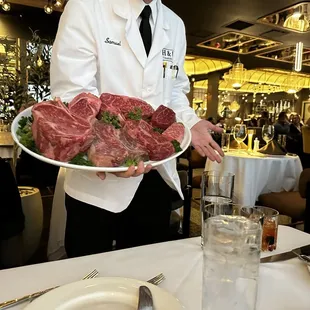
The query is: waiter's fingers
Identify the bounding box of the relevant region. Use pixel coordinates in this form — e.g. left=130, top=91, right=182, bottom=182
left=144, top=164, right=152, bottom=173
left=209, top=139, right=225, bottom=157
left=194, top=145, right=206, bottom=157
left=133, top=161, right=145, bottom=176
left=96, top=172, right=106, bottom=180
left=113, top=165, right=136, bottom=178
left=203, top=144, right=216, bottom=162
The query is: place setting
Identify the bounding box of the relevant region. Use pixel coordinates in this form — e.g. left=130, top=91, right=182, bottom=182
left=1, top=1, right=310, bottom=310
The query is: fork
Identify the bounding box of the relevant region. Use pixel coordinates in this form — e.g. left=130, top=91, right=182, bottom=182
left=0, top=269, right=99, bottom=309
left=147, top=273, right=165, bottom=286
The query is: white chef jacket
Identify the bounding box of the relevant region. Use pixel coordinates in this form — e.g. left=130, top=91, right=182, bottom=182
left=50, top=0, right=201, bottom=212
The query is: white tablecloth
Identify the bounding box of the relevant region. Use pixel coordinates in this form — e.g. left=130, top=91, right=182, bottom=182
left=1, top=226, right=310, bottom=310
left=205, top=152, right=303, bottom=206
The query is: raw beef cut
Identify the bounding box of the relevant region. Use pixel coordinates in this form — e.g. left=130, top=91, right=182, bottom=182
left=123, top=119, right=175, bottom=161
left=162, top=123, right=185, bottom=143
left=32, top=100, right=94, bottom=162
left=151, top=105, right=176, bottom=130
left=68, top=93, right=101, bottom=124
left=88, top=121, right=147, bottom=167
left=100, top=93, right=154, bottom=119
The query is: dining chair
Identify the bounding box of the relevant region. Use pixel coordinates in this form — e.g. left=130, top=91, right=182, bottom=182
left=258, top=169, right=310, bottom=233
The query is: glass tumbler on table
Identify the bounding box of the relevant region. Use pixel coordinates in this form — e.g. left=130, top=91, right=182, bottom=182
left=202, top=215, right=262, bottom=310
left=255, top=206, right=279, bottom=251
left=200, top=171, right=235, bottom=246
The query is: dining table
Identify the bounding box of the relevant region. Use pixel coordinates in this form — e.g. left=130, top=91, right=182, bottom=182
left=1, top=225, right=310, bottom=310
left=205, top=151, right=303, bottom=206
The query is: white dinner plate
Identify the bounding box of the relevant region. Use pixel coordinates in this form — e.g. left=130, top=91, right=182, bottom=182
left=12, top=106, right=192, bottom=172
left=24, top=277, right=184, bottom=310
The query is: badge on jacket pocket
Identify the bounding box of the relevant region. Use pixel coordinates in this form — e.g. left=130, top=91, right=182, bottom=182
left=162, top=48, right=173, bottom=62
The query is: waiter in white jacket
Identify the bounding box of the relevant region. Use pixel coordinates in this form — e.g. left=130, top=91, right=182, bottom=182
left=51, top=0, right=223, bottom=258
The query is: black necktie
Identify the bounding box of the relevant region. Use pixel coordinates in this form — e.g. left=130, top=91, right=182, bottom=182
left=139, top=5, right=152, bottom=56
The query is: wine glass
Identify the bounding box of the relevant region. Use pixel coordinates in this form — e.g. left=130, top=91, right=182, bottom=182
left=233, top=124, right=247, bottom=152
left=262, top=125, right=274, bottom=145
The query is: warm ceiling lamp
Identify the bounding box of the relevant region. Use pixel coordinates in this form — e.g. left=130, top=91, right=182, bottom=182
left=223, top=56, right=248, bottom=90
left=54, top=0, right=62, bottom=8
left=282, top=73, right=303, bottom=94
left=0, top=0, right=4, bottom=5
left=2, top=1, right=10, bottom=11
left=44, top=0, right=53, bottom=14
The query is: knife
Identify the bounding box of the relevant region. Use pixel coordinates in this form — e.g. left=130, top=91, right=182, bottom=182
left=137, top=286, right=153, bottom=310
left=260, top=250, right=297, bottom=263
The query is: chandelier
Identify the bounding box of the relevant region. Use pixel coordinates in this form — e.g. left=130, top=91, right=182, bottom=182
left=0, top=0, right=10, bottom=11
left=44, top=0, right=64, bottom=14
left=223, top=57, right=248, bottom=90
left=281, top=73, right=304, bottom=94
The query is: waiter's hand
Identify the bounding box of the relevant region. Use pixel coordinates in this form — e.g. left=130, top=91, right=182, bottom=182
left=191, top=119, right=224, bottom=163
left=97, top=161, right=152, bottom=180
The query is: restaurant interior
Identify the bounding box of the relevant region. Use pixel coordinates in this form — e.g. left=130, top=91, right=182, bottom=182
left=1, top=0, right=310, bottom=309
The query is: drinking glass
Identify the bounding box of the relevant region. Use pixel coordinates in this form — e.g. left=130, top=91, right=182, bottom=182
left=201, top=171, right=235, bottom=246
left=202, top=215, right=261, bottom=310
left=233, top=124, right=247, bottom=152
left=221, top=132, right=231, bottom=152
left=262, top=125, right=274, bottom=145
left=255, top=206, right=279, bottom=252
left=277, top=134, right=287, bottom=149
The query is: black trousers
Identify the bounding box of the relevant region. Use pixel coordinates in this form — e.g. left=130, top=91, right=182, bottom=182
left=65, top=171, right=172, bottom=258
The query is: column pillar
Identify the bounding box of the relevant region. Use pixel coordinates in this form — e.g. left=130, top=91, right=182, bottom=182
left=206, top=72, right=220, bottom=119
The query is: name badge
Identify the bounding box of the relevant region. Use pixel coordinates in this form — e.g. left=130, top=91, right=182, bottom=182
left=162, top=48, right=173, bottom=62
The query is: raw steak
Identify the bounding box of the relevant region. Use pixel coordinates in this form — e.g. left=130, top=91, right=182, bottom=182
left=162, top=123, right=185, bottom=143
left=100, top=93, right=154, bottom=119
left=88, top=121, right=147, bottom=167
left=151, top=105, right=176, bottom=130
left=68, top=93, right=101, bottom=123
left=123, top=119, right=175, bottom=161
left=32, top=100, right=94, bottom=162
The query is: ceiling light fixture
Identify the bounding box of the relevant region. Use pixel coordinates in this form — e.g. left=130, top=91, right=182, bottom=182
left=295, top=42, right=303, bottom=72
left=54, top=0, right=62, bottom=8
left=0, top=0, right=5, bottom=5
left=223, top=56, right=248, bottom=90
left=44, top=0, right=53, bottom=14
left=2, top=1, right=10, bottom=11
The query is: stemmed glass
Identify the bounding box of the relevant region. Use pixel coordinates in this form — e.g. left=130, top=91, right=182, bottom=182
left=233, top=124, right=247, bottom=153
left=262, top=125, right=274, bottom=146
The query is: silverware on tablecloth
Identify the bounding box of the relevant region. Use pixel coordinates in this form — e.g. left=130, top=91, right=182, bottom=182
left=0, top=269, right=99, bottom=309
left=147, top=273, right=165, bottom=286
left=292, top=251, right=310, bottom=266
left=137, top=286, right=154, bottom=310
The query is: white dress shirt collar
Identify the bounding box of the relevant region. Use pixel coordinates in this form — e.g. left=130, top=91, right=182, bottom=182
left=131, top=0, right=158, bottom=30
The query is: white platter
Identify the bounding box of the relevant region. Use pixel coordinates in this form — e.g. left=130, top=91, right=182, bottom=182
left=24, top=277, right=184, bottom=310
left=12, top=106, right=191, bottom=172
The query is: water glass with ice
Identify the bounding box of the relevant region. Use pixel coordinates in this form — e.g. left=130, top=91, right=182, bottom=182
left=202, top=215, right=262, bottom=310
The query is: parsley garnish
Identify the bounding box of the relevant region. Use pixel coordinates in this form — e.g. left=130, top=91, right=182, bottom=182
left=127, top=107, right=142, bottom=120
left=17, top=116, right=38, bottom=153
left=123, top=158, right=138, bottom=167
left=70, top=153, right=94, bottom=166
left=101, top=111, right=121, bottom=129
left=153, top=127, right=164, bottom=134
left=171, top=140, right=182, bottom=153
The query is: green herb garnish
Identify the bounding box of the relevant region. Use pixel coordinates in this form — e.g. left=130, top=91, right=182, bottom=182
left=16, top=116, right=38, bottom=153
left=70, top=153, right=94, bottom=166
left=101, top=111, right=121, bottom=129
left=153, top=127, right=164, bottom=134
left=127, top=107, right=142, bottom=120
left=123, top=158, right=138, bottom=167
left=171, top=140, right=182, bottom=153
